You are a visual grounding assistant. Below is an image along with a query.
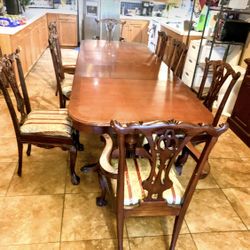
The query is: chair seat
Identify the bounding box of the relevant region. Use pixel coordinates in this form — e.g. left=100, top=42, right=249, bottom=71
left=61, top=73, right=73, bottom=98
left=20, top=108, right=73, bottom=137
left=109, top=158, right=184, bottom=207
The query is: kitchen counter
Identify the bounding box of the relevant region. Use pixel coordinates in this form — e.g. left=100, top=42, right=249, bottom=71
left=0, top=8, right=77, bottom=35
left=121, top=15, right=201, bottom=37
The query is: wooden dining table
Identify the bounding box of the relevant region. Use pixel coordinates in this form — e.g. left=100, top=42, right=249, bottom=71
left=68, top=40, right=213, bottom=133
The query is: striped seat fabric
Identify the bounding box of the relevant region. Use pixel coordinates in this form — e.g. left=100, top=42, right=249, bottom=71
left=20, top=109, right=73, bottom=137
left=110, top=158, right=184, bottom=207
left=61, top=73, right=73, bottom=98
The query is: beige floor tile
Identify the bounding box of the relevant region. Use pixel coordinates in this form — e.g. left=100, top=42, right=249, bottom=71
left=61, top=239, right=130, bottom=250
left=0, top=162, right=16, bottom=196
left=185, top=189, right=246, bottom=233
left=0, top=137, right=18, bottom=162
left=0, top=103, right=15, bottom=137
left=192, top=231, right=250, bottom=250
left=62, top=193, right=127, bottom=241
left=0, top=195, right=63, bottom=245
left=0, top=243, right=60, bottom=250
left=223, top=188, right=250, bottom=229
left=126, top=216, right=189, bottom=238
left=129, top=234, right=197, bottom=250
left=66, top=169, right=100, bottom=194
left=177, top=158, right=219, bottom=189
left=210, top=158, right=250, bottom=188
left=7, top=160, right=66, bottom=196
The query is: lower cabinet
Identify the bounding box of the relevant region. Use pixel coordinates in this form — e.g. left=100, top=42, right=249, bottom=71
left=47, top=13, right=77, bottom=47
left=121, top=20, right=149, bottom=44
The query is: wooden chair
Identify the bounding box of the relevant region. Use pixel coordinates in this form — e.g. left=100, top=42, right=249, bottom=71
left=175, top=58, right=241, bottom=174
left=167, top=39, right=188, bottom=78
left=48, top=22, right=76, bottom=77
left=155, top=31, right=168, bottom=61
left=95, top=18, right=126, bottom=41
left=0, top=50, right=81, bottom=185
left=96, top=119, right=228, bottom=250
left=48, top=29, right=72, bottom=108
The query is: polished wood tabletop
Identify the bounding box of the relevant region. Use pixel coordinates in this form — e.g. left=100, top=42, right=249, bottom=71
left=69, top=40, right=213, bottom=132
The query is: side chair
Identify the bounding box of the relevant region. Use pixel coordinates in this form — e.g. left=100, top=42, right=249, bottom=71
left=155, top=31, right=168, bottom=61
left=96, top=119, right=228, bottom=250
left=95, top=18, right=126, bottom=41
left=168, top=39, right=188, bottom=78
left=48, top=22, right=76, bottom=98
left=175, top=58, right=241, bottom=175
left=0, top=50, right=81, bottom=185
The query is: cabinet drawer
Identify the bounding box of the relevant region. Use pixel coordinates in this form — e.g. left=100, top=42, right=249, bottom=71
left=182, top=70, right=193, bottom=87
left=183, top=56, right=196, bottom=72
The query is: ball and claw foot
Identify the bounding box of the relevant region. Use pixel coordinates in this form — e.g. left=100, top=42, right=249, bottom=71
left=76, top=143, right=84, bottom=151
left=71, top=174, right=80, bottom=185
left=96, top=197, right=107, bottom=207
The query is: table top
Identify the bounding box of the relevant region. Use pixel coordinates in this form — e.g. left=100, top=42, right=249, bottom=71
left=69, top=40, right=213, bottom=132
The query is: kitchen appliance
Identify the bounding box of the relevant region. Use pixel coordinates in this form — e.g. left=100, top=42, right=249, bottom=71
left=148, top=19, right=161, bottom=52
left=78, top=0, right=121, bottom=41
left=142, top=1, right=154, bottom=16
left=5, top=0, right=22, bottom=15
left=216, top=19, right=250, bottom=43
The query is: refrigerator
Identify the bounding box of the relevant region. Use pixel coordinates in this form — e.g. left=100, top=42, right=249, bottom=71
left=78, top=0, right=121, bottom=42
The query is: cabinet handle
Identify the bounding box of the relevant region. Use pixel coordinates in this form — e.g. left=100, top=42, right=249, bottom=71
left=189, top=59, right=193, bottom=63
left=192, top=45, right=196, bottom=49
left=185, top=72, right=189, bottom=76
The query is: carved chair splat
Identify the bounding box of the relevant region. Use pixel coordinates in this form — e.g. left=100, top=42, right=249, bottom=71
left=155, top=31, right=168, bottom=61
left=95, top=18, right=126, bottom=42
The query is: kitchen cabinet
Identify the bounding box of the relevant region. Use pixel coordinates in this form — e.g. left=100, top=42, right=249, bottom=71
left=121, top=20, right=149, bottom=44
left=228, top=59, right=250, bottom=147
left=1, top=14, right=48, bottom=77
left=47, top=14, right=77, bottom=47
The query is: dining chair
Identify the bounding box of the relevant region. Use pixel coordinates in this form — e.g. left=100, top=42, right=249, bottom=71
left=0, top=50, right=81, bottom=185
left=48, top=22, right=76, bottom=95
left=48, top=30, right=72, bottom=108
left=96, top=119, right=228, bottom=250
left=167, top=39, right=188, bottom=78
left=175, top=58, right=241, bottom=175
left=95, top=18, right=126, bottom=41
left=155, top=31, right=168, bottom=61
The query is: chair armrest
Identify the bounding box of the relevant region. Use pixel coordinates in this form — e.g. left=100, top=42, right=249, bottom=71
left=99, top=133, right=118, bottom=176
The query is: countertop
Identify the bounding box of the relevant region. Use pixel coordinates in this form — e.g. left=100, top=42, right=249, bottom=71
left=0, top=9, right=201, bottom=37
left=0, top=8, right=77, bottom=35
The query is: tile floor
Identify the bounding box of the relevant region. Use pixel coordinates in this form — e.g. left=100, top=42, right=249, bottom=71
left=0, top=49, right=249, bottom=250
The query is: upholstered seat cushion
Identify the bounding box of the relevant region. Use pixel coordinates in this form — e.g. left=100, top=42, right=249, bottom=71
left=62, top=73, right=73, bottom=98
left=109, top=158, right=184, bottom=207
left=20, top=109, right=73, bottom=137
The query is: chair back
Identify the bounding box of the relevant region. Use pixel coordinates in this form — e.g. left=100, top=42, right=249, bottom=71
left=168, top=39, right=187, bottom=78
left=0, top=50, right=31, bottom=138
left=155, top=31, right=168, bottom=61
left=95, top=18, right=126, bottom=41
left=48, top=22, right=65, bottom=79
left=198, top=58, right=241, bottom=126
left=48, top=22, right=65, bottom=108
left=111, top=120, right=227, bottom=210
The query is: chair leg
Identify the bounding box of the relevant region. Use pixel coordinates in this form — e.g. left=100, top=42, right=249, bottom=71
left=96, top=169, right=107, bottom=207
left=69, top=145, right=80, bottom=185
left=117, top=211, right=124, bottom=250
left=26, top=144, right=32, bottom=156
left=175, top=147, right=189, bottom=175
left=17, top=142, right=23, bottom=176
left=169, top=215, right=185, bottom=250
left=75, top=130, right=84, bottom=151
